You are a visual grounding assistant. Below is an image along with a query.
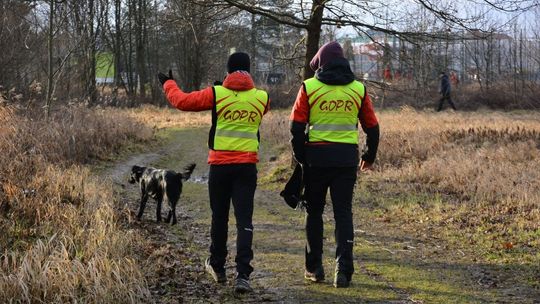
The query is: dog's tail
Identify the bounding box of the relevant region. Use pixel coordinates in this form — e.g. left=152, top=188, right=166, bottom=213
left=179, top=163, right=196, bottom=181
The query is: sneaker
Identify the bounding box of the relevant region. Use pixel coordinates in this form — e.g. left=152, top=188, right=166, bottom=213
left=234, top=274, right=253, bottom=294
left=304, top=266, right=325, bottom=283
left=333, top=272, right=350, bottom=288
left=205, top=257, right=226, bottom=283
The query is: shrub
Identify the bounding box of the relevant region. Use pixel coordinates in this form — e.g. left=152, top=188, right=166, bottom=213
left=0, top=105, right=153, bottom=303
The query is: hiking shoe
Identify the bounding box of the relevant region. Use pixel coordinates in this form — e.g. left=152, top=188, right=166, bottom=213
left=205, top=258, right=226, bottom=284
left=304, top=266, right=325, bottom=283
left=333, top=272, right=350, bottom=288
left=234, top=274, right=253, bottom=294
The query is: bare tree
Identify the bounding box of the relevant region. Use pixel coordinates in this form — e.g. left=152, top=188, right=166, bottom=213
left=2, top=0, right=538, bottom=109
left=219, top=0, right=537, bottom=80
left=0, top=2, right=41, bottom=91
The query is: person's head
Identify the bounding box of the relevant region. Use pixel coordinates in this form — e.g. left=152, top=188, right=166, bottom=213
left=440, top=71, right=447, bottom=77
left=227, top=52, right=250, bottom=73
left=310, top=41, right=345, bottom=72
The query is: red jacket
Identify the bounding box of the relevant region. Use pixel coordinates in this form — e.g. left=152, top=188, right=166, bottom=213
left=163, top=72, right=270, bottom=165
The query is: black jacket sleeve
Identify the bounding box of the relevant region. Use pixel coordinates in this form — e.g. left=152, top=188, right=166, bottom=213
left=361, top=123, right=380, bottom=164
left=290, top=121, right=307, bottom=164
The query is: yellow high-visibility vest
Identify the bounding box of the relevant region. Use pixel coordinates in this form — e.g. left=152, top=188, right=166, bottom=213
left=212, top=86, right=268, bottom=152
left=304, top=77, right=364, bottom=144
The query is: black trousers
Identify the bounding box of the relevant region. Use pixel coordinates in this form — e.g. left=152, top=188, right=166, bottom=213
left=208, top=164, right=257, bottom=277
left=304, top=166, right=357, bottom=279
left=437, top=93, right=457, bottom=111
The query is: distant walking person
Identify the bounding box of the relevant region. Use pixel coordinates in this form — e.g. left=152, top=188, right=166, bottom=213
left=158, top=52, right=270, bottom=294
left=289, top=41, right=380, bottom=288
left=437, top=71, right=457, bottom=111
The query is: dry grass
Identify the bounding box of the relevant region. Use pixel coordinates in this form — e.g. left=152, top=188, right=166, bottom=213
left=124, top=105, right=211, bottom=129
left=0, top=105, right=153, bottom=303
left=260, top=110, right=291, bottom=148
left=375, top=108, right=540, bottom=263
left=259, top=107, right=540, bottom=263
left=261, top=108, right=540, bottom=201
left=377, top=108, right=540, bottom=206
left=3, top=102, right=536, bottom=301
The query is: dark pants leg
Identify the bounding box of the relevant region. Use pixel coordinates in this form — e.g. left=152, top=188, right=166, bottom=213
left=437, top=94, right=456, bottom=111
left=447, top=96, right=457, bottom=110
left=231, top=164, right=257, bottom=277
left=304, top=167, right=330, bottom=272
left=208, top=164, right=257, bottom=276
left=208, top=165, right=232, bottom=273
left=329, top=167, right=357, bottom=279
left=437, top=96, right=445, bottom=111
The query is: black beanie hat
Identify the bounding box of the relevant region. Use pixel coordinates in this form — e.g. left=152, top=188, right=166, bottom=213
left=227, top=52, right=250, bottom=73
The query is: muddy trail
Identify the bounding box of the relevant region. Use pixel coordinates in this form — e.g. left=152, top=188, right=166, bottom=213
left=101, top=128, right=539, bottom=303
left=102, top=129, right=292, bottom=303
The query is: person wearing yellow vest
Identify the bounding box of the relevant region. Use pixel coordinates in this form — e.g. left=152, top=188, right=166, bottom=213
left=158, top=52, right=270, bottom=293
left=289, top=41, right=380, bottom=288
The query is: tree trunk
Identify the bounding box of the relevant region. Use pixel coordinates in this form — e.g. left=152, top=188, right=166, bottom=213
left=113, top=0, right=122, bottom=98
left=302, top=0, right=325, bottom=80
left=251, top=12, right=257, bottom=81
left=45, top=0, right=54, bottom=118
left=135, top=0, right=148, bottom=97
left=126, top=0, right=135, bottom=95
left=88, top=0, right=97, bottom=105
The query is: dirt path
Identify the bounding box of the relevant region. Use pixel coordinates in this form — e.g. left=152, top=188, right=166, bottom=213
left=102, top=137, right=221, bottom=303
left=100, top=127, right=538, bottom=303
left=101, top=129, right=288, bottom=303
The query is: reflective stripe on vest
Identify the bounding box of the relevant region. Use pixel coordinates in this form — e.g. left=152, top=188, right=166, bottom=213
left=304, top=78, right=364, bottom=144
left=213, top=86, right=268, bottom=152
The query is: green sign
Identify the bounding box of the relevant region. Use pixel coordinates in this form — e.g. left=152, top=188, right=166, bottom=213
left=96, top=52, right=114, bottom=79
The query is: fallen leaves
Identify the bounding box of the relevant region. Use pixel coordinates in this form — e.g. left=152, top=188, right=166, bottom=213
left=502, top=242, right=514, bottom=250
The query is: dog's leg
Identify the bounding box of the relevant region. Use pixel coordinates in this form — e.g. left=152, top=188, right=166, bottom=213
left=165, top=198, right=173, bottom=223
left=171, top=203, right=177, bottom=225
left=166, top=194, right=178, bottom=225
left=137, top=194, right=148, bottom=220
left=167, top=197, right=176, bottom=225
left=167, top=198, right=178, bottom=225
left=156, top=195, right=163, bottom=223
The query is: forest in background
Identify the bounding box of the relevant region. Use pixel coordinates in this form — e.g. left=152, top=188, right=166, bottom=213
left=1, top=1, right=540, bottom=302
left=1, top=0, right=539, bottom=111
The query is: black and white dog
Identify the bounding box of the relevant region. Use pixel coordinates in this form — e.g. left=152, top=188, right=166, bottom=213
left=128, top=163, right=196, bottom=225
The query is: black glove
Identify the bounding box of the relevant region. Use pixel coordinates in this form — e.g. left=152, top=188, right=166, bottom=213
left=158, top=69, right=174, bottom=86
left=290, top=121, right=307, bottom=165
left=280, top=163, right=305, bottom=210
left=361, top=124, right=380, bottom=164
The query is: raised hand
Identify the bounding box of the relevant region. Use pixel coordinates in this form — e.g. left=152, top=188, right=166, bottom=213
left=158, top=69, right=174, bottom=86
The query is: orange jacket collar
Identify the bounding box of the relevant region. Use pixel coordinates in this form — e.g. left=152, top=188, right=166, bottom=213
left=223, top=71, right=255, bottom=91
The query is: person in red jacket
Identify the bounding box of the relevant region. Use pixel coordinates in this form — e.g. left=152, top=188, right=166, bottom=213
left=290, top=41, right=379, bottom=288
left=158, top=52, right=270, bottom=293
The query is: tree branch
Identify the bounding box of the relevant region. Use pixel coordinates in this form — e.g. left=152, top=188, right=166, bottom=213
left=218, top=0, right=308, bottom=28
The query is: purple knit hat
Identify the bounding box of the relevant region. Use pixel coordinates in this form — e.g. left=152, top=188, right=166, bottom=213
left=309, top=41, right=345, bottom=71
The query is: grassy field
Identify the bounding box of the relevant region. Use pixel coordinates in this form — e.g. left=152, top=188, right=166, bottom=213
left=0, top=105, right=154, bottom=302
left=258, top=108, right=540, bottom=302
left=1, top=104, right=538, bottom=303
left=139, top=107, right=539, bottom=302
